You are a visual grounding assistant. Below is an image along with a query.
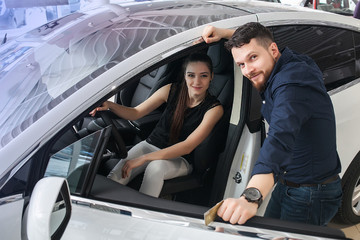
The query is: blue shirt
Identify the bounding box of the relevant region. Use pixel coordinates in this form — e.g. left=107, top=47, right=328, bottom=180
left=252, top=47, right=341, bottom=184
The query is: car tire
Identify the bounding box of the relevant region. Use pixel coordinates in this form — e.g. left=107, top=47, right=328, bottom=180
left=336, top=152, right=360, bottom=224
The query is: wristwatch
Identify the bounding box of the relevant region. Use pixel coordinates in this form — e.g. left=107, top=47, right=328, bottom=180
left=241, top=187, right=263, bottom=208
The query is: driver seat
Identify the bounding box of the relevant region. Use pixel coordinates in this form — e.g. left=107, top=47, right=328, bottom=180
left=159, top=41, right=233, bottom=200
left=100, top=42, right=233, bottom=203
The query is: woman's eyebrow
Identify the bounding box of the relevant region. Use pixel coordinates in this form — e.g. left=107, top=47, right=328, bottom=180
left=186, top=71, right=209, bottom=74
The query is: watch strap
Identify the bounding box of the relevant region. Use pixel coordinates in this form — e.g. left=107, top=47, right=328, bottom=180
left=241, top=187, right=263, bottom=208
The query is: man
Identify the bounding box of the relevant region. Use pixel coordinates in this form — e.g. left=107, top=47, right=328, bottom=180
left=200, top=22, right=342, bottom=226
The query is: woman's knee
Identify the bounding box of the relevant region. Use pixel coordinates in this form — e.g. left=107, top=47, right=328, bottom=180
left=144, top=161, right=166, bottom=179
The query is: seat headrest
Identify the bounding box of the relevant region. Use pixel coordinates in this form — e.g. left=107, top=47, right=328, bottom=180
left=207, top=41, right=232, bottom=74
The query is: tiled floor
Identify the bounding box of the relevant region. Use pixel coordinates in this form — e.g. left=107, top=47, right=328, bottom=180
left=329, top=221, right=360, bottom=240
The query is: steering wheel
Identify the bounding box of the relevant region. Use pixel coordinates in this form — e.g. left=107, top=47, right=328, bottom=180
left=98, top=111, right=128, bottom=159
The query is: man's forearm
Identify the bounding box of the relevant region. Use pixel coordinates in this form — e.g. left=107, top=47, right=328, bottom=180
left=219, top=28, right=235, bottom=39
left=246, top=173, right=275, bottom=199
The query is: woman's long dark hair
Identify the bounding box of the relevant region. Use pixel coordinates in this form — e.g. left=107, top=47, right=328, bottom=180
left=169, top=53, right=213, bottom=144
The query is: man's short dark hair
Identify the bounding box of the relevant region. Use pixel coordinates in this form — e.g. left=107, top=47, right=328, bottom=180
left=224, top=22, right=274, bottom=51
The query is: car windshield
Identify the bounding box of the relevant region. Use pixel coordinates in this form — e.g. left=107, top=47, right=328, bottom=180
left=0, top=1, right=244, bottom=149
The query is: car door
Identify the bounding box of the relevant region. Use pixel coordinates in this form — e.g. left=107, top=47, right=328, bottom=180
left=0, top=195, right=24, bottom=239
left=0, top=155, right=37, bottom=239
left=211, top=65, right=265, bottom=212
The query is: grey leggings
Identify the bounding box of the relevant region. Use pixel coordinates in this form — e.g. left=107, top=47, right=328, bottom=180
left=107, top=140, right=192, bottom=197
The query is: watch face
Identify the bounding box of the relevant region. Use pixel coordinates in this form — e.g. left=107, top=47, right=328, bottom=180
left=245, top=188, right=261, bottom=200
left=242, top=188, right=263, bottom=207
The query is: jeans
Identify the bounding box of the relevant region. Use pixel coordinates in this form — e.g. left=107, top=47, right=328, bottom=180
left=264, top=177, right=342, bottom=226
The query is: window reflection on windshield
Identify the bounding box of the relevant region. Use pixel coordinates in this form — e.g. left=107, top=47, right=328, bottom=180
left=0, top=44, right=32, bottom=73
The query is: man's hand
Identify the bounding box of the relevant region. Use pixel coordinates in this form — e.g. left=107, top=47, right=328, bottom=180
left=194, top=25, right=235, bottom=45
left=217, top=197, right=258, bottom=225
left=216, top=174, right=274, bottom=225
left=201, top=25, right=224, bottom=43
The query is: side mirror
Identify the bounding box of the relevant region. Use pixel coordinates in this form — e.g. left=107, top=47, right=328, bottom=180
left=27, top=177, right=71, bottom=240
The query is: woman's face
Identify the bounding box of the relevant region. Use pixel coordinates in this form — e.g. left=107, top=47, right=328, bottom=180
left=184, top=61, right=212, bottom=99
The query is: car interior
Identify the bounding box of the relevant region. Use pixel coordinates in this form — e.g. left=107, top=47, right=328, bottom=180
left=42, top=40, right=235, bottom=214
left=97, top=40, right=233, bottom=205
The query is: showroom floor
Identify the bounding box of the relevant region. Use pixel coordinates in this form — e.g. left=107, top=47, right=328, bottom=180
left=329, top=221, right=360, bottom=240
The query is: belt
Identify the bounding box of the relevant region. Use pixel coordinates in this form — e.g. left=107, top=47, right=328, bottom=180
left=279, top=175, right=339, bottom=188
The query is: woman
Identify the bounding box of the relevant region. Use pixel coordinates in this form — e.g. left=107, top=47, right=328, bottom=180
left=90, top=53, right=223, bottom=197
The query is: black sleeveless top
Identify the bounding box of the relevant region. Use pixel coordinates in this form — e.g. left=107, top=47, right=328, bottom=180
left=146, top=82, right=221, bottom=164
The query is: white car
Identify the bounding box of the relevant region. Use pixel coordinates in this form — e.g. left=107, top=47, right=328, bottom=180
left=0, top=0, right=359, bottom=239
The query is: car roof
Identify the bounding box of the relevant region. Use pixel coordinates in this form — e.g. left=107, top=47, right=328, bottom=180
left=0, top=0, right=358, bottom=180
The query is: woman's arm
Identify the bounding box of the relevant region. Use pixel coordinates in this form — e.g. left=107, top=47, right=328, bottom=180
left=90, top=84, right=171, bottom=120
left=122, top=105, right=224, bottom=177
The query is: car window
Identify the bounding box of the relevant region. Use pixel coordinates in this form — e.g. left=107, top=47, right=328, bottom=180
left=45, top=128, right=107, bottom=195
left=272, top=25, right=357, bottom=91
left=247, top=83, right=263, bottom=133
left=355, top=31, right=360, bottom=71
left=0, top=158, right=32, bottom=198
left=317, top=0, right=355, bottom=15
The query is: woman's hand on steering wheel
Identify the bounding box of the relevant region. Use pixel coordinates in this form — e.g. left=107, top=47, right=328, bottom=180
left=90, top=101, right=111, bottom=117
left=94, top=107, right=128, bottom=159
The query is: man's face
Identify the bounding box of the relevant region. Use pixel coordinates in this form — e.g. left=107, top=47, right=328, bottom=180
left=231, top=38, right=279, bottom=92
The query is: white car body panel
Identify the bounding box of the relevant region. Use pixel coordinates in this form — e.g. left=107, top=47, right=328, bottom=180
left=62, top=196, right=337, bottom=240
left=256, top=11, right=360, bottom=33
left=223, top=125, right=260, bottom=200
left=63, top=203, right=246, bottom=240
left=0, top=195, right=24, bottom=240
left=330, top=80, right=360, bottom=174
